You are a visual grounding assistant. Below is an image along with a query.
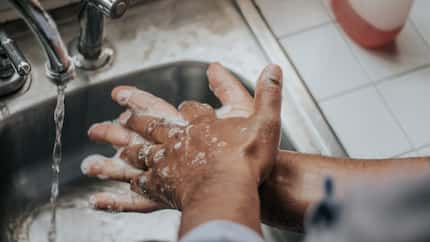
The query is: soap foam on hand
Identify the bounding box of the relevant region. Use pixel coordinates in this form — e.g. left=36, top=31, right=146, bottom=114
left=80, top=150, right=135, bottom=180
left=132, top=108, right=188, bottom=127
left=115, top=88, right=189, bottom=127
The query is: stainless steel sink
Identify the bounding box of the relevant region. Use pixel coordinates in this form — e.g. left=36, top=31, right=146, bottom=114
left=0, top=62, right=293, bottom=242
left=0, top=0, right=341, bottom=241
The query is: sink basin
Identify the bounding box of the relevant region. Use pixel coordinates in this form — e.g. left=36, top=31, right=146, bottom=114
left=0, top=62, right=293, bottom=242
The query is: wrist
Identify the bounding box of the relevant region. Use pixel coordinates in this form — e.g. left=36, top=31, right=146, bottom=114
left=260, top=150, right=307, bottom=232
left=181, top=168, right=258, bottom=209
left=179, top=169, right=262, bottom=238
left=264, top=150, right=293, bottom=186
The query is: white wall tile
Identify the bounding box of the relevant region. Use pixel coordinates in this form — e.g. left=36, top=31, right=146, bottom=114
left=378, top=67, right=430, bottom=148
left=255, top=0, right=331, bottom=38
left=281, top=24, right=370, bottom=100
left=410, top=0, right=430, bottom=46
left=320, top=87, right=411, bottom=158
left=417, top=146, right=430, bottom=156
left=343, top=22, right=430, bottom=81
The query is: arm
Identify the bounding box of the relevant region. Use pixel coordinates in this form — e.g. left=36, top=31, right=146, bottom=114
left=260, top=150, right=430, bottom=231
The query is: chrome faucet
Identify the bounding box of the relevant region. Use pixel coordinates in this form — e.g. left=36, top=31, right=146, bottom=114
left=69, top=0, right=129, bottom=70
left=7, top=0, right=75, bottom=85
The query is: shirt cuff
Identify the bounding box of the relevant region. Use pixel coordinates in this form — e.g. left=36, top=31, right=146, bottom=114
left=180, top=220, right=264, bottom=242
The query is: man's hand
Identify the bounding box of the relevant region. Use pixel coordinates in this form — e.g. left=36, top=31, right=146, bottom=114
left=82, top=63, right=265, bottom=210
left=82, top=63, right=283, bottom=235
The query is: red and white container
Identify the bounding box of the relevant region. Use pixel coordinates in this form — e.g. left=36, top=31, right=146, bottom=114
left=331, top=0, right=414, bottom=48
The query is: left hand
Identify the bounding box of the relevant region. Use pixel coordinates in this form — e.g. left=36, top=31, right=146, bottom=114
left=82, top=63, right=281, bottom=211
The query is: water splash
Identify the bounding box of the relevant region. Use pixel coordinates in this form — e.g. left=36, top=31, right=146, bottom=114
left=47, top=85, right=66, bottom=242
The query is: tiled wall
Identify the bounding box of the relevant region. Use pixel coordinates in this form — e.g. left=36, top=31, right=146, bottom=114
left=256, top=0, right=430, bottom=158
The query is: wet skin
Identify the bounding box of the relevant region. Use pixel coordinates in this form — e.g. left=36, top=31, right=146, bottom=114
left=83, top=62, right=430, bottom=234
left=84, top=63, right=283, bottom=236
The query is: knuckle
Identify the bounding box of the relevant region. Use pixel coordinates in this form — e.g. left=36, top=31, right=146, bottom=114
left=261, top=84, right=281, bottom=96
left=178, top=101, right=195, bottom=111
left=126, top=114, right=138, bottom=128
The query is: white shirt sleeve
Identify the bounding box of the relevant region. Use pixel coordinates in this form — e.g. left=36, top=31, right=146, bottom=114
left=180, top=220, right=265, bottom=242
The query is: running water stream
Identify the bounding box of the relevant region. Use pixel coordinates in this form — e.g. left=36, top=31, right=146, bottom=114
left=47, top=85, right=66, bottom=242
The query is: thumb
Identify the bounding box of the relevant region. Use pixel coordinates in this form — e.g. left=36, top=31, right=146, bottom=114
left=253, top=64, right=283, bottom=124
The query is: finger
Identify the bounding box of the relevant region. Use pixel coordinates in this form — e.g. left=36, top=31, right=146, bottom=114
left=215, top=105, right=253, bottom=119
left=88, top=120, right=144, bottom=147
left=90, top=192, right=162, bottom=212
left=253, top=64, right=283, bottom=124
left=120, top=144, right=167, bottom=170
left=130, top=172, right=153, bottom=198
left=178, top=101, right=216, bottom=123
left=111, top=86, right=184, bottom=123
left=207, top=62, right=253, bottom=111
left=126, top=114, right=184, bottom=143
left=130, top=171, right=177, bottom=208
left=81, top=154, right=142, bottom=182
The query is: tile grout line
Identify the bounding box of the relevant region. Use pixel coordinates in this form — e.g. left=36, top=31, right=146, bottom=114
left=316, top=0, right=336, bottom=22
left=275, top=0, right=335, bottom=41
left=394, top=143, right=430, bottom=158
left=276, top=20, right=334, bottom=41
left=318, top=82, right=373, bottom=103
left=414, top=143, right=430, bottom=153
left=332, top=23, right=376, bottom=82
left=409, top=17, right=430, bottom=51
left=318, top=22, right=375, bottom=103
left=392, top=149, right=416, bottom=158
left=373, top=63, right=430, bottom=85
left=374, top=86, right=416, bottom=150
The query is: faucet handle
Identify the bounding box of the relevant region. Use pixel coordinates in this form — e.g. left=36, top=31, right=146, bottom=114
left=0, top=31, right=31, bottom=77
left=0, top=31, right=30, bottom=97
left=90, top=0, right=129, bottom=19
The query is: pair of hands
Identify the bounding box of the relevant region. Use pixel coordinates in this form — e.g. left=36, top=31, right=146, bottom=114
left=81, top=63, right=283, bottom=216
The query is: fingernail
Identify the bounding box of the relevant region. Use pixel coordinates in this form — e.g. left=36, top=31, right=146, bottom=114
left=87, top=121, right=111, bottom=137
left=117, top=89, right=133, bottom=105
left=97, top=174, right=109, bottom=180
left=130, top=133, right=145, bottom=145
left=87, top=123, right=99, bottom=136
left=264, top=64, right=282, bottom=86
left=119, top=150, right=128, bottom=162
left=119, top=110, right=132, bottom=125
left=81, top=154, right=104, bottom=175
left=89, top=195, right=97, bottom=208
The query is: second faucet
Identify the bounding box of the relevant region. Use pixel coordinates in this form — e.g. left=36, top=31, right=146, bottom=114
left=70, top=0, right=129, bottom=70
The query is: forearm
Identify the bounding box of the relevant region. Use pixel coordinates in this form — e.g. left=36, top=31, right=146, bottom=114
left=261, top=150, right=430, bottom=231
left=179, top=171, right=261, bottom=238
left=278, top=150, right=430, bottom=199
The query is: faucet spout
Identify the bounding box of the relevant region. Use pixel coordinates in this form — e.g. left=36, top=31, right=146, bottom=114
left=8, top=0, right=74, bottom=85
